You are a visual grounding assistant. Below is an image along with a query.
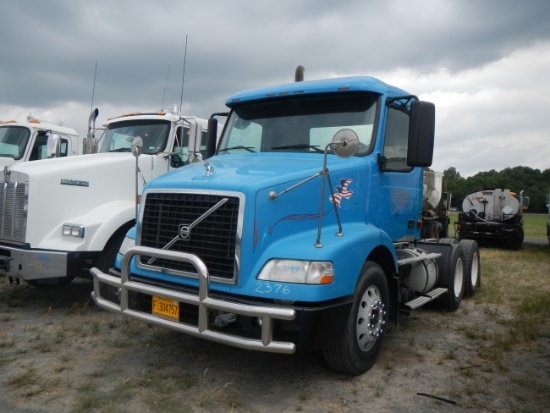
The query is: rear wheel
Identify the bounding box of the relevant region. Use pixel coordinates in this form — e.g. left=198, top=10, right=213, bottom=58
left=439, top=243, right=465, bottom=311
left=460, top=239, right=480, bottom=297
left=323, top=262, right=389, bottom=375
left=510, top=227, right=524, bottom=250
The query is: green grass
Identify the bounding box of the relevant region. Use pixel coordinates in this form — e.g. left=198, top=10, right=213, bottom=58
left=523, top=213, right=548, bottom=238
left=449, top=211, right=549, bottom=239
left=474, top=243, right=550, bottom=348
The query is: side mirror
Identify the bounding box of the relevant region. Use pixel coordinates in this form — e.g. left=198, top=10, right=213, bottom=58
left=187, top=121, right=203, bottom=164
left=407, top=101, right=435, bottom=167
left=206, top=117, right=218, bottom=158
left=46, top=133, right=61, bottom=158
left=331, top=129, right=359, bottom=158
left=170, top=154, right=185, bottom=168
left=131, top=136, right=143, bottom=157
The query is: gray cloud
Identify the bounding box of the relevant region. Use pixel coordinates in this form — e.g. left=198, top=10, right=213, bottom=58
left=1, top=0, right=549, bottom=176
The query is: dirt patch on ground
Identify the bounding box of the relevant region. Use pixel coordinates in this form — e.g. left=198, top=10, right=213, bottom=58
left=0, top=260, right=548, bottom=413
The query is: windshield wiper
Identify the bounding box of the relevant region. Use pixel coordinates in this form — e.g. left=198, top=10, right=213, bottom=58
left=271, top=144, right=323, bottom=153
left=218, top=145, right=256, bottom=153
left=108, top=147, right=132, bottom=152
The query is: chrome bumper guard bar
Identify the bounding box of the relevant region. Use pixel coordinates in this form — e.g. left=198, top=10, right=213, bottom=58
left=91, top=246, right=297, bottom=354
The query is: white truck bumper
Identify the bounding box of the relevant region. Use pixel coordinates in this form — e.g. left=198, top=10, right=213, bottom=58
left=0, top=245, right=69, bottom=280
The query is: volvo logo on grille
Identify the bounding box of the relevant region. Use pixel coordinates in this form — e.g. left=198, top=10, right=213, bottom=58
left=178, top=224, right=192, bottom=241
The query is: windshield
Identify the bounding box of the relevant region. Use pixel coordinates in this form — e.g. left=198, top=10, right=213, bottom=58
left=0, top=126, right=31, bottom=159
left=100, top=120, right=171, bottom=154
left=218, top=93, right=378, bottom=155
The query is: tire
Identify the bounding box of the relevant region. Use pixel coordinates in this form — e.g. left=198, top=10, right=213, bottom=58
left=510, top=227, right=524, bottom=250
left=95, top=232, right=126, bottom=303
left=323, top=262, right=389, bottom=375
left=438, top=243, right=465, bottom=312
left=95, top=233, right=126, bottom=273
left=460, top=239, right=480, bottom=297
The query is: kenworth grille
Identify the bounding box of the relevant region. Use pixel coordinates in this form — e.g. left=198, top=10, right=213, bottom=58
left=0, top=182, right=27, bottom=243
left=138, top=191, right=242, bottom=283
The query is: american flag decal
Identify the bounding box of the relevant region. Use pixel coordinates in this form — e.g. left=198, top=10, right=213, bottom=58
left=330, top=178, right=353, bottom=207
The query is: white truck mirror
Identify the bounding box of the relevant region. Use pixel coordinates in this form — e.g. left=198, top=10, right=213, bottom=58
left=187, top=121, right=203, bottom=163
left=46, top=133, right=61, bottom=158
left=131, top=136, right=143, bottom=157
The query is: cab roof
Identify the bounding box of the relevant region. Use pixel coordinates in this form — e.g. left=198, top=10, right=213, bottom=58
left=0, top=119, right=78, bottom=136
left=225, top=76, right=412, bottom=108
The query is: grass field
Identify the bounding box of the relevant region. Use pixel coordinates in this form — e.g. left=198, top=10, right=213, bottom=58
left=0, top=228, right=549, bottom=412
left=449, top=211, right=549, bottom=239
left=523, top=213, right=549, bottom=238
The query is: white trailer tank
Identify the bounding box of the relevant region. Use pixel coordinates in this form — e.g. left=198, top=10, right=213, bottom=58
left=462, top=189, right=520, bottom=221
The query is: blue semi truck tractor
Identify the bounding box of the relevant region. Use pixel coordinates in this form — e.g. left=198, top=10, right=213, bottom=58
left=91, top=68, right=480, bottom=375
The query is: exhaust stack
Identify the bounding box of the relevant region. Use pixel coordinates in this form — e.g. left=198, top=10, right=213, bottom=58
left=295, top=65, right=304, bottom=82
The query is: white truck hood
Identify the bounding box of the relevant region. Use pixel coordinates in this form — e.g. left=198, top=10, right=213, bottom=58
left=7, top=152, right=168, bottom=249
left=0, top=157, right=16, bottom=170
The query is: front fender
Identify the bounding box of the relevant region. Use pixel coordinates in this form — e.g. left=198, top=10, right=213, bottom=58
left=234, top=222, right=395, bottom=302
left=39, top=201, right=136, bottom=252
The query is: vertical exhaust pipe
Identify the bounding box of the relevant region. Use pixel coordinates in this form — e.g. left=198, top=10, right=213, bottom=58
left=295, top=65, right=304, bottom=82
left=84, top=108, right=100, bottom=154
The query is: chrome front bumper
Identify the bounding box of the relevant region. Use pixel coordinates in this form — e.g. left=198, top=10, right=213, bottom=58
left=91, top=246, right=297, bottom=354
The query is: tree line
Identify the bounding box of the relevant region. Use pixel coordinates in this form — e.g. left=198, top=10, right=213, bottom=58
left=442, top=166, right=550, bottom=213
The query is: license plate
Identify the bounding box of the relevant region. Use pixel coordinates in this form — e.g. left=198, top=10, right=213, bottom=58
left=152, top=295, right=179, bottom=320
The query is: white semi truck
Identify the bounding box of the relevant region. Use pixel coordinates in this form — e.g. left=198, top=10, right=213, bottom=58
left=0, top=108, right=208, bottom=285
left=0, top=116, right=81, bottom=169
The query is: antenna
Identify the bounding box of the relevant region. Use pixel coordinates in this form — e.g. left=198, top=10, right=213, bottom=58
left=90, top=60, right=98, bottom=113
left=179, top=35, right=188, bottom=116
left=161, top=64, right=170, bottom=111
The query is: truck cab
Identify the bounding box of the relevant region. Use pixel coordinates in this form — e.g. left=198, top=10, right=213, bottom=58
left=92, top=74, right=477, bottom=375
left=0, top=110, right=208, bottom=284
left=0, top=117, right=80, bottom=169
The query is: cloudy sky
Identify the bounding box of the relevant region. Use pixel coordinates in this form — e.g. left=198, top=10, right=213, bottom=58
left=1, top=0, right=549, bottom=177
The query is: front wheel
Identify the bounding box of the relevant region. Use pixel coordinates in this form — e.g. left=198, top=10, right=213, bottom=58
left=323, top=262, right=389, bottom=375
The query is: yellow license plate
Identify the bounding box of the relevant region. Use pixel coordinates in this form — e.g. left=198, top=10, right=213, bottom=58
left=152, top=295, right=180, bottom=320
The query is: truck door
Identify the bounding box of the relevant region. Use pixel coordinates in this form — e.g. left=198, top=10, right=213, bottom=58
left=169, top=125, right=208, bottom=169
left=29, top=132, right=70, bottom=160
left=377, top=105, right=422, bottom=242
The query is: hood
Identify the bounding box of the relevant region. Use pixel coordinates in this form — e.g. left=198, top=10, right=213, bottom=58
left=8, top=152, right=157, bottom=248
left=145, top=153, right=356, bottom=193
left=0, top=157, right=16, bottom=169
left=8, top=152, right=134, bottom=179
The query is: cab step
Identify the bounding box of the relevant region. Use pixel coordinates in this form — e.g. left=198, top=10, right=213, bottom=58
left=403, top=287, right=447, bottom=311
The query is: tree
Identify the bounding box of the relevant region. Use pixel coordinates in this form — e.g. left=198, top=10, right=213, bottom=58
left=440, top=165, right=549, bottom=213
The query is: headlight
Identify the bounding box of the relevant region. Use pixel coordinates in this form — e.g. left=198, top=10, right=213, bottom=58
left=257, top=259, right=333, bottom=284
left=62, top=224, right=85, bottom=238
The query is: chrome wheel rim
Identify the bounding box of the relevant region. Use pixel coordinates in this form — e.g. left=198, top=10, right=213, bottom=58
left=356, top=285, right=386, bottom=351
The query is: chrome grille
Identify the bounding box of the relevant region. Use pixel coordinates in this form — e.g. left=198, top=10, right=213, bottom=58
left=0, top=182, right=27, bottom=242
left=138, top=191, right=241, bottom=282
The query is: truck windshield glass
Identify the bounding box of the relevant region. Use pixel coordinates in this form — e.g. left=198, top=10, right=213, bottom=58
left=0, top=126, right=31, bottom=159
left=100, top=120, right=170, bottom=155
left=218, top=93, right=378, bottom=155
